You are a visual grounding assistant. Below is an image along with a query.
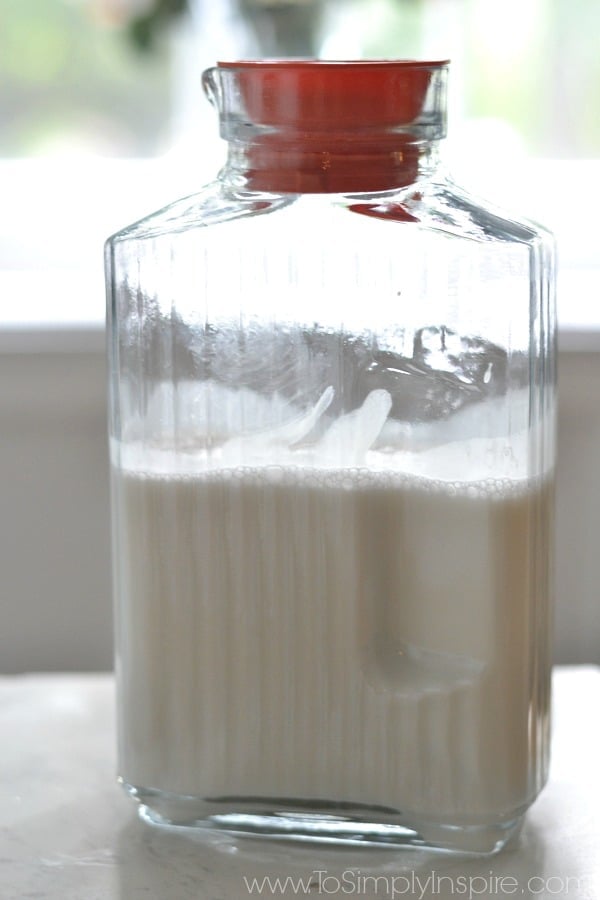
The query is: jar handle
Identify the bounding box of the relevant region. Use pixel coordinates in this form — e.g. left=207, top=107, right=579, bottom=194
left=201, top=67, right=221, bottom=110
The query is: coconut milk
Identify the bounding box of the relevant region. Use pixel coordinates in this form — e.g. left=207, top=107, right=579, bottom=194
left=113, top=457, right=550, bottom=821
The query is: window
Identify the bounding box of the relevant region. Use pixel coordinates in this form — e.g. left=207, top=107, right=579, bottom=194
left=0, top=0, right=174, bottom=157
left=0, top=0, right=183, bottom=336
left=1, top=0, right=599, bottom=339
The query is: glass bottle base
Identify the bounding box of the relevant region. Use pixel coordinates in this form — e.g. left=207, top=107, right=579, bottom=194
left=122, top=781, right=525, bottom=855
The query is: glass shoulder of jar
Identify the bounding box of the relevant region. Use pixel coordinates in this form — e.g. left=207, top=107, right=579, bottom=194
left=105, top=182, right=293, bottom=247
left=393, top=178, right=555, bottom=249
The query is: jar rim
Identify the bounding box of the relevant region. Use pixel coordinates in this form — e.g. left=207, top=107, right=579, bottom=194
left=217, top=59, right=451, bottom=70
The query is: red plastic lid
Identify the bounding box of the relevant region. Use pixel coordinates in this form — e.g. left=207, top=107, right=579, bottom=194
left=209, top=60, right=449, bottom=192
left=217, top=59, right=449, bottom=132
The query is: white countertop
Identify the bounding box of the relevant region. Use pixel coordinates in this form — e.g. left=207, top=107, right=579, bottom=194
left=1, top=668, right=599, bottom=899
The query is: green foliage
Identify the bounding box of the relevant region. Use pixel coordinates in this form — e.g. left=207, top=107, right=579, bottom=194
left=127, top=0, right=189, bottom=53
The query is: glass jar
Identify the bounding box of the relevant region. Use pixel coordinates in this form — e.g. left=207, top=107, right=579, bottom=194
left=105, top=60, right=556, bottom=854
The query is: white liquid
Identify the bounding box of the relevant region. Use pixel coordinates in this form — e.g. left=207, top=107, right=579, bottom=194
left=114, top=460, right=551, bottom=821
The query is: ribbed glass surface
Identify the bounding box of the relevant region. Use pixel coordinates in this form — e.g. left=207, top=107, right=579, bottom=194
left=106, top=76, right=555, bottom=851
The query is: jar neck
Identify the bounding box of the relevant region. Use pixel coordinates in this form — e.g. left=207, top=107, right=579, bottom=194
left=222, top=136, right=442, bottom=194
left=203, top=60, right=449, bottom=195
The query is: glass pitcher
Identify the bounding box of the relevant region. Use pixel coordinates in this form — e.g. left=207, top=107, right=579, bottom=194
left=105, top=60, right=556, bottom=853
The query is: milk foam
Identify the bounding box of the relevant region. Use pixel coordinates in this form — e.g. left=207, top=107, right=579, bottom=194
left=117, top=381, right=539, bottom=481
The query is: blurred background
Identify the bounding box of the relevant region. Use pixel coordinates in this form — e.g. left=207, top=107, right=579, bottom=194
left=1, top=0, right=599, bottom=671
